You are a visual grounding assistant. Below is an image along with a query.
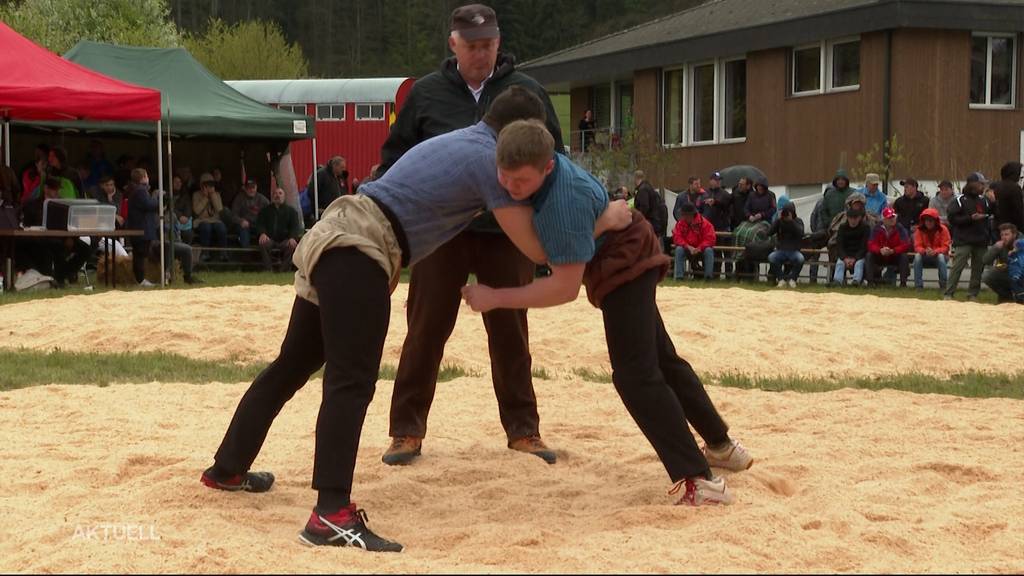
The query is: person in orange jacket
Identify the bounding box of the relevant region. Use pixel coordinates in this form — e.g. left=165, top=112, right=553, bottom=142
left=912, top=207, right=950, bottom=290
left=672, top=202, right=716, bottom=280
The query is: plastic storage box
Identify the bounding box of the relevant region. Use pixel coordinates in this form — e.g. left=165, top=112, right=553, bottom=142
left=43, top=199, right=117, bottom=231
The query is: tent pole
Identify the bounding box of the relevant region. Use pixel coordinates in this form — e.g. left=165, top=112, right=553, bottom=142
left=157, top=120, right=165, bottom=288
left=166, top=122, right=175, bottom=284
left=312, top=137, right=319, bottom=221
left=2, top=117, right=9, bottom=167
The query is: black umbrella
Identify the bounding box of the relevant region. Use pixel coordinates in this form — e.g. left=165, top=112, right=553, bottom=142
left=719, top=165, right=767, bottom=189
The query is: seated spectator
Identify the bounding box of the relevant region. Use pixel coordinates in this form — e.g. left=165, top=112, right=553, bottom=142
left=894, top=178, right=929, bottom=235
left=672, top=202, right=715, bottom=281
left=806, top=190, right=831, bottom=284
left=19, top=177, right=90, bottom=287
left=744, top=177, right=776, bottom=224
left=982, top=223, right=1020, bottom=304
left=833, top=207, right=871, bottom=286
left=125, top=168, right=161, bottom=287
left=827, top=192, right=879, bottom=263
left=170, top=175, right=194, bottom=244
left=767, top=202, right=805, bottom=288
left=860, top=173, right=887, bottom=216
left=912, top=208, right=951, bottom=291
left=192, top=174, right=229, bottom=262
left=20, top=144, right=49, bottom=203
left=256, top=187, right=304, bottom=272
left=93, top=175, right=125, bottom=228
left=929, top=180, right=956, bottom=225
left=733, top=218, right=771, bottom=282
left=231, top=179, right=270, bottom=248
left=944, top=180, right=993, bottom=301
left=867, top=207, right=911, bottom=286
left=156, top=200, right=202, bottom=286
left=1007, top=236, right=1024, bottom=304
left=47, top=146, right=81, bottom=199
left=1, top=163, right=19, bottom=207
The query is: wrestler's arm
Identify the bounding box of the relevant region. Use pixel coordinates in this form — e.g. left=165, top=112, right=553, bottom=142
left=462, top=262, right=585, bottom=312
left=492, top=200, right=630, bottom=265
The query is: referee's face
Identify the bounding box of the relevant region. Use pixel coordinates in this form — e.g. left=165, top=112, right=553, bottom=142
left=498, top=159, right=554, bottom=201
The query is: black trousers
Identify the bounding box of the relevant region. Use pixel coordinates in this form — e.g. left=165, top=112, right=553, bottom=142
left=866, top=252, right=909, bottom=285
left=130, top=238, right=151, bottom=284
left=214, top=247, right=390, bottom=498
left=389, top=230, right=539, bottom=442
left=600, top=266, right=730, bottom=482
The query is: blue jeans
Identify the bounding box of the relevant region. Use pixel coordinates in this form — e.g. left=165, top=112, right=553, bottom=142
left=913, top=253, right=948, bottom=289
left=238, top=226, right=253, bottom=248
left=197, top=221, right=228, bottom=248
left=674, top=246, right=714, bottom=280
left=833, top=258, right=866, bottom=285
left=768, top=250, right=805, bottom=282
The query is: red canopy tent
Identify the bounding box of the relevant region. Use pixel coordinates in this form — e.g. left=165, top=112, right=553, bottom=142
left=0, top=21, right=166, bottom=283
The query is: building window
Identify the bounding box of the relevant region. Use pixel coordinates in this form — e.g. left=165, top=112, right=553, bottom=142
left=355, top=103, right=386, bottom=121
left=661, top=57, right=746, bottom=147
left=723, top=58, right=747, bottom=140
left=792, top=37, right=861, bottom=96
left=316, top=104, right=345, bottom=121
left=971, top=33, right=1017, bottom=107
left=662, top=68, right=685, bottom=146
left=278, top=104, right=306, bottom=114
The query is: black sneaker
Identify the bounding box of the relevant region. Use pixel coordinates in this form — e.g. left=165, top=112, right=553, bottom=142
left=299, top=505, right=403, bottom=552
left=200, top=466, right=275, bottom=493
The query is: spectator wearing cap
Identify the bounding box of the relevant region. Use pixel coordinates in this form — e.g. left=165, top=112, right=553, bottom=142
left=930, top=180, right=957, bottom=225
left=633, top=170, right=667, bottom=242
left=833, top=207, right=871, bottom=286
left=672, top=202, right=716, bottom=281
left=193, top=173, right=229, bottom=262
left=866, top=207, right=911, bottom=287
left=893, top=178, right=929, bottom=235
left=231, top=179, right=270, bottom=249
left=860, top=173, right=888, bottom=216
left=378, top=3, right=564, bottom=466
left=981, top=223, right=1020, bottom=303
left=767, top=202, right=805, bottom=288
left=991, top=161, right=1024, bottom=232
left=744, top=177, right=776, bottom=225
left=944, top=180, right=993, bottom=301
left=702, top=171, right=732, bottom=279
left=912, top=208, right=951, bottom=291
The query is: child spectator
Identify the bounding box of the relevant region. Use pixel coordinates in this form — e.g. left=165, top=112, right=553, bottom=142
left=866, top=207, right=911, bottom=287
left=767, top=202, right=805, bottom=288
left=672, top=203, right=715, bottom=281
left=833, top=207, right=870, bottom=286
left=125, top=168, right=161, bottom=287
left=912, top=208, right=951, bottom=291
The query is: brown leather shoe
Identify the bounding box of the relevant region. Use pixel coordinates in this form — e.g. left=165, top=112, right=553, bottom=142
left=508, top=435, right=557, bottom=464
left=381, top=436, right=422, bottom=466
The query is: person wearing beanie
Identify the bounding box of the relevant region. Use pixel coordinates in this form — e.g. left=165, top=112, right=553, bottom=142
left=767, top=202, right=805, bottom=287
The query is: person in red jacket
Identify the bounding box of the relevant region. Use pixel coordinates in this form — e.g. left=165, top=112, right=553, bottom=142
left=912, top=207, right=951, bottom=290
left=867, top=206, right=911, bottom=287
left=672, top=202, right=716, bottom=280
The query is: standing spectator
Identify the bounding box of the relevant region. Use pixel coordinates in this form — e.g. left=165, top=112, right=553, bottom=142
left=893, top=178, right=929, bottom=235
left=944, top=180, right=993, bottom=301
left=673, top=176, right=704, bottom=220
left=860, top=173, right=887, bottom=216
left=767, top=202, right=805, bottom=288
left=633, top=170, right=666, bottom=240
left=702, top=171, right=732, bottom=279
left=125, top=168, right=160, bottom=287
left=806, top=189, right=833, bottom=284
left=821, top=169, right=855, bottom=226
left=255, top=187, right=304, bottom=272
left=672, top=203, right=715, bottom=281
left=866, top=207, right=911, bottom=287
left=929, top=180, right=957, bottom=225
left=309, top=156, right=349, bottom=216
left=729, top=177, right=752, bottom=231
left=982, top=223, right=1020, bottom=303
left=578, top=109, right=596, bottom=152
left=833, top=207, right=871, bottom=286
left=231, top=179, right=270, bottom=248
left=193, top=174, right=229, bottom=262
left=114, top=155, right=135, bottom=193
left=744, top=177, right=776, bottom=224
left=912, top=208, right=951, bottom=291
left=991, top=161, right=1024, bottom=232
left=377, top=5, right=564, bottom=466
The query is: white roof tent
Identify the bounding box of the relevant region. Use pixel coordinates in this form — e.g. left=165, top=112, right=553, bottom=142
left=225, top=78, right=409, bottom=105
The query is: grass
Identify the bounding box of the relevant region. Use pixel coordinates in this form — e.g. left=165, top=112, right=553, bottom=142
left=550, top=93, right=571, bottom=148
left=0, top=350, right=474, bottom=392
left=573, top=366, right=613, bottom=384
left=532, top=366, right=552, bottom=380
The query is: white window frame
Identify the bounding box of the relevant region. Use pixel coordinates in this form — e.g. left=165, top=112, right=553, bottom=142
left=970, top=32, right=1017, bottom=110
left=689, top=60, right=718, bottom=145
left=791, top=36, right=861, bottom=97
left=355, top=103, right=387, bottom=121
left=315, top=103, right=346, bottom=121
left=720, top=56, right=747, bottom=144
left=278, top=104, right=306, bottom=114
left=661, top=57, right=747, bottom=148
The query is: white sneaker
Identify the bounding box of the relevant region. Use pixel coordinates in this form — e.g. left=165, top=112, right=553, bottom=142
left=703, top=440, right=754, bottom=471
left=787, top=279, right=797, bottom=288
left=776, top=280, right=786, bottom=288
left=669, top=476, right=734, bottom=506
left=139, top=279, right=157, bottom=288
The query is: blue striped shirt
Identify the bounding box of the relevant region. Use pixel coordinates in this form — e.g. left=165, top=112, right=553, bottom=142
left=530, top=154, right=608, bottom=264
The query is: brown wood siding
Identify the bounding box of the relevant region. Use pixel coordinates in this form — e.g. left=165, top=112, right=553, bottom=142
left=890, top=28, right=1024, bottom=182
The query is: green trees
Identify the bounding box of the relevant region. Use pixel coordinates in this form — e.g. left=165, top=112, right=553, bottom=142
left=183, top=19, right=309, bottom=80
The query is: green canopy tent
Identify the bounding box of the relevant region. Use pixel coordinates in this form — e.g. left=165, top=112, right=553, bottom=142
left=16, top=41, right=315, bottom=284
